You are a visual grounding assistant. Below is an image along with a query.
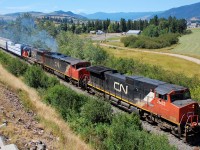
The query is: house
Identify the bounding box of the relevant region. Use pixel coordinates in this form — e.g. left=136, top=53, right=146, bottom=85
left=90, top=31, right=96, bottom=34
left=126, top=30, right=141, bottom=35
left=187, top=23, right=197, bottom=28
left=96, top=30, right=104, bottom=35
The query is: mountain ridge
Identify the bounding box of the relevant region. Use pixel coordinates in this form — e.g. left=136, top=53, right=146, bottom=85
left=1, top=2, right=200, bottom=21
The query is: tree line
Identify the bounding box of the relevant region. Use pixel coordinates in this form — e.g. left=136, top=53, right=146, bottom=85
left=36, top=15, right=187, bottom=37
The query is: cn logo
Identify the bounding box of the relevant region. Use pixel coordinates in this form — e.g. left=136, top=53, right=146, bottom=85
left=114, top=82, right=128, bottom=95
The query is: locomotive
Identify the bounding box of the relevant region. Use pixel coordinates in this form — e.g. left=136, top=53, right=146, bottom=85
left=0, top=37, right=199, bottom=142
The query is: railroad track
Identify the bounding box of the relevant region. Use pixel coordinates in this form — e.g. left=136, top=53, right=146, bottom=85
left=1, top=48, right=199, bottom=150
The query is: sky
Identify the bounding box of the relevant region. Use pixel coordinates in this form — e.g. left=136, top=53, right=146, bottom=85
left=0, top=0, right=200, bottom=14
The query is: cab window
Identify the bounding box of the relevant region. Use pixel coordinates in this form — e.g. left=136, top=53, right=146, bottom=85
left=170, top=91, right=191, bottom=102
left=156, top=93, right=168, bottom=101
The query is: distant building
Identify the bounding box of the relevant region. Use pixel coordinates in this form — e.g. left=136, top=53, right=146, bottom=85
left=96, top=30, right=104, bottom=35
left=126, top=30, right=141, bottom=35
left=187, top=22, right=200, bottom=28
left=90, top=31, right=96, bottom=34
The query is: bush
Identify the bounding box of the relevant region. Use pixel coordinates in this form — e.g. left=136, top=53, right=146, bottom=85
left=44, top=84, right=87, bottom=120
left=7, top=58, right=28, bottom=76
left=81, top=99, right=112, bottom=124
left=24, top=65, right=48, bottom=88
left=0, top=51, right=28, bottom=76
left=121, top=33, right=179, bottom=49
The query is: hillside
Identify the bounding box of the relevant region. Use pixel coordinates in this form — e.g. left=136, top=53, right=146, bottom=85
left=157, top=2, right=200, bottom=19
left=0, top=10, right=87, bottom=21
left=1, top=2, right=200, bottom=21
left=82, top=12, right=161, bottom=21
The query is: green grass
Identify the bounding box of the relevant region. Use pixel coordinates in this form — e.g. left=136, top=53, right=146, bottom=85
left=170, top=28, right=200, bottom=57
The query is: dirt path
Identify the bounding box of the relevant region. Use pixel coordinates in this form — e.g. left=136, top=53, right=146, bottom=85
left=0, top=64, right=91, bottom=150
left=99, top=43, right=200, bottom=65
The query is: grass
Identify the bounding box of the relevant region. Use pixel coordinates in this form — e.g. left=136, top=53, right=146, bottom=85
left=97, top=29, right=200, bottom=78
left=99, top=29, right=200, bottom=58
left=105, top=47, right=200, bottom=78
left=170, top=28, right=200, bottom=57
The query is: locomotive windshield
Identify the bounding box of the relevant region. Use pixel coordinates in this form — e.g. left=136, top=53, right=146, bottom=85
left=76, top=63, right=90, bottom=69
left=170, top=91, right=191, bottom=102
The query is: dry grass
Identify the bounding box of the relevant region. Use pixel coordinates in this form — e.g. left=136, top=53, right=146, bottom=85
left=0, top=64, right=91, bottom=150
left=105, top=47, right=200, bottom=78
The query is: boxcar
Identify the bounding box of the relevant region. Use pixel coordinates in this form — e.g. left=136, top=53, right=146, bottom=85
left=0, top=37, right=10, bottom=50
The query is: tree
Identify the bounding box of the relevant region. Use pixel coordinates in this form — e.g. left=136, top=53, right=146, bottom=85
left=150, top=15, right=159, bottom=26
left=127, top=19, right=132, bottom=31
left=84, top=42, right=108, bottom=65
left=120, top=18, right=127, bottom=32
left=142, top=24, right=159, bottom=37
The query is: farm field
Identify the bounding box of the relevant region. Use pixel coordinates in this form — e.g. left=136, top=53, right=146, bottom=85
left=104, top=46, right=200, bottom=78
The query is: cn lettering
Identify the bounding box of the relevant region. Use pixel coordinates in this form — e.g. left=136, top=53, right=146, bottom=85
left=114, top=82, right=128, bottom=95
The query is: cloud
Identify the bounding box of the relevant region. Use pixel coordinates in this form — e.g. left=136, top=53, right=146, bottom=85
left=6, top=6, right=31, bottom=11
left=73, top=9, right=87, bottom=14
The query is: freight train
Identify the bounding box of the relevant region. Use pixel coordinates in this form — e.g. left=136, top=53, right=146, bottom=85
left=0, top=37, right=199, bottom=143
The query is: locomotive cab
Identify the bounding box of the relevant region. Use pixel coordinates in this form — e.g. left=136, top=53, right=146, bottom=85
left=152, top=84, right=199, bottom=126
left=22, top=46, right=32, bottom=58
left=169, top=90, right=199, bottom=126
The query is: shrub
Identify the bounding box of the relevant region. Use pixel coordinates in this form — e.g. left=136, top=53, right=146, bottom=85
left=121, top=33, right=179, bottom=49
left=104, top=113, right=141, bottom=150
left=44, top=84, right=87, bottom=120
left=81, top=99, right=112, bottom=124
left=7, top=58, right=28, bottom=76
left=24, top=65, right=48, bottom=88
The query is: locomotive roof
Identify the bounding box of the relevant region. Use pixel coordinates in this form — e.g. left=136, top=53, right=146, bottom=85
left=134, top=77, right=166, bottom=86
left=87, top=66, right=117, bottom=75
left=0, top=37, right=10, bottom=41
left=107, top=72, right=126, bottom=80
left=155, top=84, right=187, bottom=95
left=46, top=52, right=88, bottom=65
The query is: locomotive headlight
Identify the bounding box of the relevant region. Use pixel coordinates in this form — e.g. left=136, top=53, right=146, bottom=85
left=192, top=104, right=195, bottom=108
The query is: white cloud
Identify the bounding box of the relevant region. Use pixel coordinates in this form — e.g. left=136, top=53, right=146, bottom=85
left=73, top=9, right=87, bottom=14
left=6, top=6, right=31, bottom=11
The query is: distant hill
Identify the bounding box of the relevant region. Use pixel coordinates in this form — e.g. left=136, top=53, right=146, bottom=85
left=47, top=10, right=87, bottom=19
left=157, top=2, right=200, bottom=19
left=1, top=2, right=200, bottom=22
left=0, top=11, right=45, bottom=20
left=0, top=10, right=87, bottom=21
left=82, top=12, right=161, bottom=21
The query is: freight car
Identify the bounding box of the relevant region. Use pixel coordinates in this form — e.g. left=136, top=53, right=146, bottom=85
left=0, top=37, right=9, bottom=50
left=0, top=37, right=29, bottom=56
left=86, top=66, right=200, bottom=141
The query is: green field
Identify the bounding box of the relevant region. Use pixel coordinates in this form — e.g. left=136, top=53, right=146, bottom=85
left=171, top=28, right=200, bottom=58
